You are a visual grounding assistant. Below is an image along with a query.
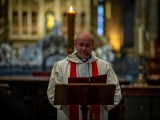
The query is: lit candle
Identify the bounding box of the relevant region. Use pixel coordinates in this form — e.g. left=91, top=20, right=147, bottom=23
left=67, top=5, right=76, bottom=55
left=138, top=27, right=144, bottom=55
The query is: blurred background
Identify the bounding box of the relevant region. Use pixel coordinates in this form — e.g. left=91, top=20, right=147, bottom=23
left=0, top=0, right=160, bottom=120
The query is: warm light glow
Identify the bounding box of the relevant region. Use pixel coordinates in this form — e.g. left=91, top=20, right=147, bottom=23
left=68, top=5, right=75, bottom=13
left=109, top=31, right=122, bottom=52
left=47, top=14, right=55, bottom=29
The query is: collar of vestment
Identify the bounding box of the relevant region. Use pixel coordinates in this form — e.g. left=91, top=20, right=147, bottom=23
left=76, top=53, right=91, bottom=62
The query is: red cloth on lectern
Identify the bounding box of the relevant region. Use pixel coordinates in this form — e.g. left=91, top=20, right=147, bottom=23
left=69, top=61, right=100, bottom=120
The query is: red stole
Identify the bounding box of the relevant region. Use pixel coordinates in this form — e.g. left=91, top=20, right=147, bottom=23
left=69, top=61, right=100, bottom=120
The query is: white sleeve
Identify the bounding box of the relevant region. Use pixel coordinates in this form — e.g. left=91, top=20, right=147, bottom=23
left=105, top=64, right=122, bottom=111
left=47, top=62, right=63, bottom=110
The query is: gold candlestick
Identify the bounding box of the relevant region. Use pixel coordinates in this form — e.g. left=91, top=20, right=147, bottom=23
left=67, top=5, right=76, bottom=55
left=135, top=26, right=147, bottom=86
left=135, top=54, right=147, bottom=86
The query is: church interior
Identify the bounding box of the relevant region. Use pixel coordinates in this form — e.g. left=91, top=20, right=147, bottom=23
left=0, top=0, right=160, bottom=120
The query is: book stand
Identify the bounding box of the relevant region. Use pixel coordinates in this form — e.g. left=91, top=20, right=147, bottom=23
left=54, top=83, right=116, bottom=120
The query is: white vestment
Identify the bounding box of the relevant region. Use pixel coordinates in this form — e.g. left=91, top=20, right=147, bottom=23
left=47, top=51, right=122, bottom=120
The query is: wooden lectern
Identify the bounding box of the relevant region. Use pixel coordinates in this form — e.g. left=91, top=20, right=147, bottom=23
left=54, top=83, right=116, bottom=120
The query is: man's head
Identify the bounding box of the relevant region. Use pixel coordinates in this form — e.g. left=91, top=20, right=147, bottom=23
left=74, top=31, right=94, bottom=59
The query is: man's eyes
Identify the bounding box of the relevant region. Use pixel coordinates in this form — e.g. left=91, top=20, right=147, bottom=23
left=78, top=44, right=90, bottom=47
left=86, top=44, right=90, bottom=47
left=79, top=44, right=83, bottom=46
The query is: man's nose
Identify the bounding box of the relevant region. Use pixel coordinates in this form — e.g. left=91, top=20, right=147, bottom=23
left=82, top=46, right=86, bottom=50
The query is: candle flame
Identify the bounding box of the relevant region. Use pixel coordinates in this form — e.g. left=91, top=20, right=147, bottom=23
left=68, top=5, right=75, bottom=13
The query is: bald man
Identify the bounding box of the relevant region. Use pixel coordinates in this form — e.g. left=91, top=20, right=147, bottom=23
left=47, top=31, right=122, bottom=120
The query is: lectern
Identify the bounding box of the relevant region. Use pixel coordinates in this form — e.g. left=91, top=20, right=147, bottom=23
left=54, top=83, right=116, bottom=120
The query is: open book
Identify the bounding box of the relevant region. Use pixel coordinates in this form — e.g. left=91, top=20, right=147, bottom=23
left=68, top=74, right=107, bottom=84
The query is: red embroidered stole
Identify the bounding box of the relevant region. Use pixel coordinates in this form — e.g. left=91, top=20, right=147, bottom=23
left=69, top=61, right=100, bottom=120
left=90, top=61, right=100, bottom=120
left=69, top=62, right=79, bottom=120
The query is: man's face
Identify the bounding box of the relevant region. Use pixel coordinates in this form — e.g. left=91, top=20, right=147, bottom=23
left=75, top=35, right=94, bottom=59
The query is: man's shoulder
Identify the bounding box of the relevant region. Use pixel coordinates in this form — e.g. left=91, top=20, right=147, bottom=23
left=56, top=59, right=68, bottom=64
left=96, top=57, right=110, bottom=64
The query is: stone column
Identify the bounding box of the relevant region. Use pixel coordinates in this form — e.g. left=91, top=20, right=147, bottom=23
left=149, top=0, right=159, bottom=58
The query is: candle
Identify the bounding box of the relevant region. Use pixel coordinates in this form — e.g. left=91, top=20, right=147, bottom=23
left=138, top=27, right=144, bottom=55
left=67, top=5, right=76, bottom=55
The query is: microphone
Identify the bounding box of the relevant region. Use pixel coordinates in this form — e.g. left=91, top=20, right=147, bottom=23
left=86, top=52, right=90, bottom=57
left=86, top=53, right=91, bottom=84
left=86, top=52, right=91, bottom=120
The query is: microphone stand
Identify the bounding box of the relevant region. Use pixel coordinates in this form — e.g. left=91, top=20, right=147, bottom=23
left=87, top=53, right=91, bottom=120
left=80, top=53, right=91, bottom=120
